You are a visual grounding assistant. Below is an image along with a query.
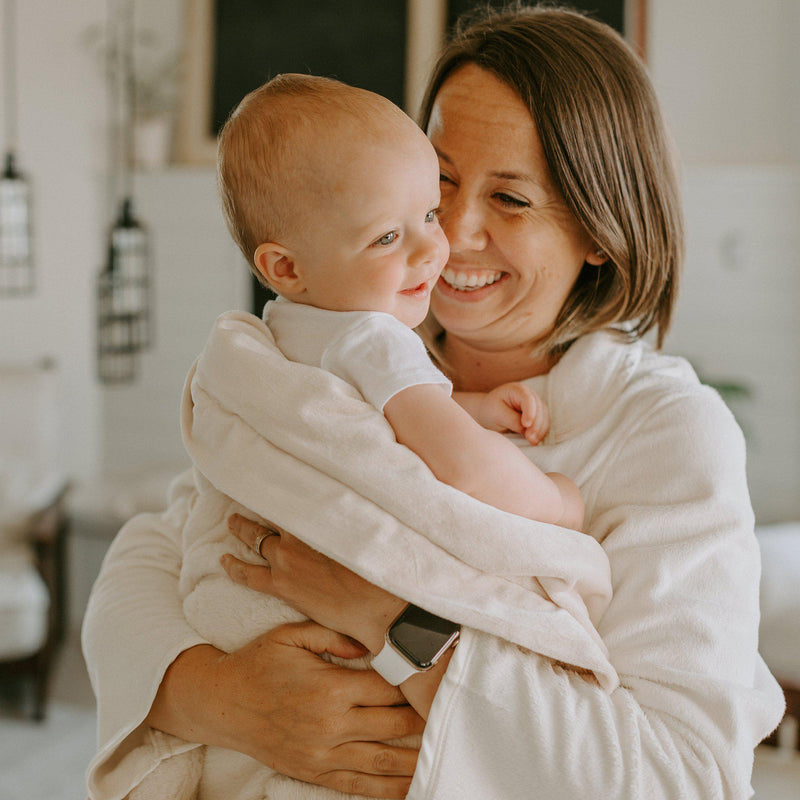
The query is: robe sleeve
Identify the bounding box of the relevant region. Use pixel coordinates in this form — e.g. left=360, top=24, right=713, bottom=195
left=82, top=469, right=206, bottom=800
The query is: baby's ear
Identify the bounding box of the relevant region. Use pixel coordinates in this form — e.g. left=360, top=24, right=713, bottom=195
left=253, top=243, right=305, bottom=295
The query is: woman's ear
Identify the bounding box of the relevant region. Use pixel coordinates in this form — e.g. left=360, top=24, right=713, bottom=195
left=253, top=243, right=306, bottom=295
left=585, top=246, right=609, bottom=266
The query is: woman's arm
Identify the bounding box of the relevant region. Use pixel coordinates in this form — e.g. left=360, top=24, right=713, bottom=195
left=82, top=471, right=424, bottom=800
left=82, top=471, right=207, bottom=752
left=223, top=515, right=454, bottom=720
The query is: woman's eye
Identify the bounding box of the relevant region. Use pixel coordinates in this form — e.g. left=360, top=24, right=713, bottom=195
left=495, top=192, right=529, bottom=208
left=439, top=173, right=453, bottom=185
left=374, top=231, right=398, bottom=246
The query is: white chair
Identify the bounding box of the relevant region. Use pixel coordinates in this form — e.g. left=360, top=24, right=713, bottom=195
left=758, top=522, right=800, bottom=750
left=0, top=360, right=69, bottom=719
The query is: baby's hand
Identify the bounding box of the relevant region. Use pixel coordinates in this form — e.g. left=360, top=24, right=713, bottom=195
left=480, top=382, right=550, bottom=445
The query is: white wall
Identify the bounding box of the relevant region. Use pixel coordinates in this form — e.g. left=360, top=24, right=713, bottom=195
left=649, top=0, right=800, bottom=521
left=0, top=1, right=108, bottom=480
left=0, top=0, right=246, bottom=492
left=0, top=1, right=798, bottom=525
left=649, top=0, right=800, bottom=164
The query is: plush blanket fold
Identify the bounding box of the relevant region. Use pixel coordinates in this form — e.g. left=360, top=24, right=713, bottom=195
left=182, top=310, right=618, bottom=692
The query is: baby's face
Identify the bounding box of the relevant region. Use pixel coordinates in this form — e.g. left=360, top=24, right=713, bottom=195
left=286, top=121, right=449, bottom=328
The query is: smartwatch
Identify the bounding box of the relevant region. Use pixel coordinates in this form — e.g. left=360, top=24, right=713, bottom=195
left=371, top=604, right=461, bottom=685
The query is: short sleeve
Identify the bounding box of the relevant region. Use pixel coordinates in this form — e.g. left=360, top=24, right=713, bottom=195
left=321, top=313, right=452, bottom=411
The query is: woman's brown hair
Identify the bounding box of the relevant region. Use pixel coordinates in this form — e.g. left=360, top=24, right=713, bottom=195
left=419, top=4, right=684, bottom=361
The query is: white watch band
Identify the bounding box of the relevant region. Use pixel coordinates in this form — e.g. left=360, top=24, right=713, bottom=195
left=371, top=641, right=420, bottom=686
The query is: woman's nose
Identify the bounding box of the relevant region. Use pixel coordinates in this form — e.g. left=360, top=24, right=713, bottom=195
left=437, top=196, right=488, bottom=252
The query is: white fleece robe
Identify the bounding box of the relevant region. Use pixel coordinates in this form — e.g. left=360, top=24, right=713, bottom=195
left=82, top=328, right=784, bottom=800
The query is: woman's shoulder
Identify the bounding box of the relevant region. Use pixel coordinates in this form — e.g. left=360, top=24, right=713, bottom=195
left=622, top=336, right=733, bottom=423
left=550, top=329, right=740, bottom=443
left=627, top=346, right=744, bottom=457
left=559, top=333, right=750, bottom=522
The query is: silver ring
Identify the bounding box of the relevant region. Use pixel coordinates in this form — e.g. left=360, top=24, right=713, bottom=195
left=253, top=529, right=278, bottom=560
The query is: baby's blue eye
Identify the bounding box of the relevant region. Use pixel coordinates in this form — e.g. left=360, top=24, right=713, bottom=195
left=375, top=231, right=398, bottom=246
left=425, top=210, right=436, bottom=223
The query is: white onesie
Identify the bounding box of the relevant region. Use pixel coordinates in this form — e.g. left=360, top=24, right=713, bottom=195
left=264, top=297, right=452, bottom=410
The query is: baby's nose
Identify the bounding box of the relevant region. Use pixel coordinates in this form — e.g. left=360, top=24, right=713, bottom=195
left=412, top=230, right=448, bottom=269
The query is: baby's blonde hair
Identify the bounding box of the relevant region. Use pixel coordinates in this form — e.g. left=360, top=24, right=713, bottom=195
left=217, top=74, right=409, bottom=287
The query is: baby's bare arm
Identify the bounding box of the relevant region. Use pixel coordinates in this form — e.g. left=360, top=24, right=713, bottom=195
left=383, top=385, right=583, bottom=529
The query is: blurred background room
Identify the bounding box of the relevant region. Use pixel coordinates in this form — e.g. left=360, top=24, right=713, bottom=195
left=0, top=1, right=798, bottom=798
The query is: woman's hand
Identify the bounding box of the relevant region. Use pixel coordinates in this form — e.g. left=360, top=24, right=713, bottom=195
left=221, top=514, right=406, bottom=653
left=147, top=621, right=423, bottom=799
left=222, top=514, right=457, bottom=720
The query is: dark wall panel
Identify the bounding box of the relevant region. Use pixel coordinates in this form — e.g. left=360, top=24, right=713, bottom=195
left=212, top=0, right=407, bottom=137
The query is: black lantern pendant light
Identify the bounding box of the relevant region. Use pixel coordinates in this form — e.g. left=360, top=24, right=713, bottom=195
left=97, top=0, right=152, bottom=384
left=97, top=198, right=151, bottom=383
left=0, top=0, right=34, bottom=295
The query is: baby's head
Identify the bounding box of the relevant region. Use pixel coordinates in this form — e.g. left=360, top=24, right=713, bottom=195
left=218, top=74, right=449, bottom=327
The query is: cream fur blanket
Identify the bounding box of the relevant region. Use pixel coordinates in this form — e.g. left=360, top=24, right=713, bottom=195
left=129, top=310, right=618, bottom=800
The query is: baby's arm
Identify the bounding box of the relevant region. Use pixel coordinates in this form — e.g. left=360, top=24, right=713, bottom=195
left=383, top=385, right=584, bottom=530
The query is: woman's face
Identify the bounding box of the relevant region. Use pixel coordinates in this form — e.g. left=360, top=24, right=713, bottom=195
left=427, top=64, right=601, bottom=359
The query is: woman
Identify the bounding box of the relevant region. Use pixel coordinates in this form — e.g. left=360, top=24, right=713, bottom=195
left=83, top=6, right=784, bottom=799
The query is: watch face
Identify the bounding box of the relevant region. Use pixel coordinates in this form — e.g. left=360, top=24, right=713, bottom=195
left=389, top=605, right=460, bottom=669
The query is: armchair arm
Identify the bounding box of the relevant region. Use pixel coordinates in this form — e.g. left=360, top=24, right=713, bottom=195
left=27, top=482, right=71, bottom=648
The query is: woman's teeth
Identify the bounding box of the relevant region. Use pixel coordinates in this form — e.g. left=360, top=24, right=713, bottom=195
left=441, top=268, right=504, bottom=291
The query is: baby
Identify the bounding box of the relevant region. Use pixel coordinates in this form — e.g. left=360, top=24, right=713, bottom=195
left=218, top=73, right=583, bottom=530
left=126, top=74, right=586, bottom=800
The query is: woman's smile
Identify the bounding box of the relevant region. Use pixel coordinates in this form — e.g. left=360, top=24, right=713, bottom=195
left=439, top=267, right=507, bottom=291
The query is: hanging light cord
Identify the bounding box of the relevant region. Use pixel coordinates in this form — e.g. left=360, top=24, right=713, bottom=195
left=105, top=0, right=117, bottom=226
left=106, top=0, right=136, bottom=229
left=121, top=0, right=135, bottom=203
left=3, top=0, right=19, bottom=163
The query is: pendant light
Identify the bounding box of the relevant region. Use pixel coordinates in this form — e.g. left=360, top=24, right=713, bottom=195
left=97, top=0, right=152, bottom=384
left=0, top=0, right=34, bottom=295
left=97, top=199, right=150, bottom=383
